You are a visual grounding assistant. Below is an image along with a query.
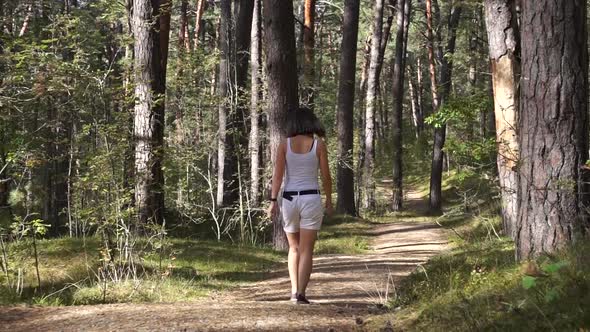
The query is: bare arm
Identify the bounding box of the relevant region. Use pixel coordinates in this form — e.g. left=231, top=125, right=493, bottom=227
left=317, top=139, right=333, bottom=213
left=267, top=141, right=286, bottom=219
left=270, top=141, right=287, bottom=200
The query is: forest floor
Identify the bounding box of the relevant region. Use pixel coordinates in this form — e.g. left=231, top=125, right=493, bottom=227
left=0, top=193, right=450, bottom=332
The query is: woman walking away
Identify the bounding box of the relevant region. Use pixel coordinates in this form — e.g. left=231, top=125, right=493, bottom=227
left=267, top=107, right=333, bottom=305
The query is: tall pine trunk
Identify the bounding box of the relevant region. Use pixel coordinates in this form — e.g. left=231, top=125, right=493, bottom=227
left=425, top=0, right=440, bottom=211
left=194, top=0, right=206, bottom=49
left=179, top=0, right=190, bottom=52
left=232, top=0, right=254, bottom=209
left=429, top=1, right=461, bottom=212
left=407, top=54, right=424, bottom=138
left=132, top=0, right=170, bottom=224
left=363, top=0, right=385, bottom=211
left=303, top=0, right=316, bottom=108
left=376, top=13, right=393, bottom=139
left=391, top=0, right=411, bottom=211
left=249, top=0, right=262, bottom=207
left=336, top=0, right=360, bottom=216
left=216, top=0, right=237, bottom=208
left=484, top=0, right=520, bottom=238
left=516, top=0, right=589, bottom=260
left=263, top=0, right=300, bottom=250
left=356, top=36, right=372, bottom=210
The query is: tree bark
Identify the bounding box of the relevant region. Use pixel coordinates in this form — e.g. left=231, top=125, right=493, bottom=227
left=231, top=0, right=254, bottom=208
left=302, top=0, right=316, bottom=108
left=216, top=0, right=238, bottom=207
left=516, top=0, right=589, bottom=260
left=132, top=0, right=170, bottom=224
left=263, top=0, right=300, bottom=250
left=363, top=0, right=385, bottom=211
left=484, top=0, right=520, bottom=239
left=356, top=35, right=371, bottom=210
left=0, top=0, right=6, bottom=212
left=179, top=0, right=191, bottom=52
left=425, top=0, right=440, bottom=212
left=194, top=0, right=206, bottom=49
left=429, top=0, right=461, bottom=212
left=336, top=0, right=360, bottom=216
left=407, top=54, right=424, bottom=138
left=391, top=0, right=411, bottom=211
left=376, top=12, right=394, bottom=137
left=249, top=0, right=262, bottom=207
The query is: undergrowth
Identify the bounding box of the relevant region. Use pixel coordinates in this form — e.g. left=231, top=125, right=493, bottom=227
left=0, top=215, right=371, bottom=306
left=0, top=237, right=283, bottom=305
left=388, top=171, right=590, bottom=331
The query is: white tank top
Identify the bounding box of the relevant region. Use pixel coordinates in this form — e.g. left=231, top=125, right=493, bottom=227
left=284, top=137, right=320, bottom=191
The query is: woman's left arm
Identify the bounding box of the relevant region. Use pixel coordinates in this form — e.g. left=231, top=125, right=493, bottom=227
left=318, top=139, right=333, bottom=216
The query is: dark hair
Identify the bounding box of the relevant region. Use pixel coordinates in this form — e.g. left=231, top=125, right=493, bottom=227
left=284, top=107, right=326, bottom=138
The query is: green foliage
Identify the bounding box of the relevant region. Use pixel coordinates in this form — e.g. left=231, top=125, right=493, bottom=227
left=388, top=174, right=590, bottom=331
left=425, top=93, right=496, bottom=170
left=0, top=236, right=283, bottom=305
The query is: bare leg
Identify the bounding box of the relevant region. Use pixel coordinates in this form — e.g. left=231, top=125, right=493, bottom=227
left=297, top=229, right=317, bottom=296
left=286, top=232, right=300, bottom=295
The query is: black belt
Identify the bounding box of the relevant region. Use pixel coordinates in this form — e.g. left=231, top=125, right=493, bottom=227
left=282, top=190, right=320, bottom=201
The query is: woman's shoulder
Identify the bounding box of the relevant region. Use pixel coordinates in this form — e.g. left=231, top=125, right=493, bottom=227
left=278, top=139, right=288, bottom=151
left=315, top=137, right=326, bottom=148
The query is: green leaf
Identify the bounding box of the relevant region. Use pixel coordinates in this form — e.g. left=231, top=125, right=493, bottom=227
left=542, top=261, right=568, bottom=274
left=522, top=276, right=537, bottom=289
left=544, top=289, right=559, bottom=303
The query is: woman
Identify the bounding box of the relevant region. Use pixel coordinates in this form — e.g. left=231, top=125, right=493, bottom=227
left=267, top=107, right=333, bottom=305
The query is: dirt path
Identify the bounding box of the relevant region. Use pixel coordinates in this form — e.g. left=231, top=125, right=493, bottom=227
left=0, top=220, right=448, bottom=332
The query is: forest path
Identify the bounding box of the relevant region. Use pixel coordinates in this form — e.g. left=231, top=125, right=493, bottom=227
left=0, top=203, right=449, bottom=331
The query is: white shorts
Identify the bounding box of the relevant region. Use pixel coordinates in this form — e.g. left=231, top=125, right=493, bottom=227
left=282, top=193, right=324, bottom=233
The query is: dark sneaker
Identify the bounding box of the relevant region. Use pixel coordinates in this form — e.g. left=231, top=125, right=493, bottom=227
left=296, top=294, right=310, bottom=305
left=290, top=293, right=298, bottom=303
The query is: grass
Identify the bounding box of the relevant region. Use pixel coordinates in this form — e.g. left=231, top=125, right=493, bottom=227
left=370, top=170, right=590, bottom=331
left=0, top=214, right=373, bottom=306
left=315, top=215, right=372, bottom=254
left=0, top=236, right=284, bottom=305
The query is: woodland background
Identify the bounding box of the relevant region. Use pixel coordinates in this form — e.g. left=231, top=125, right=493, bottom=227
left=0, top=0, right=589, bottom=330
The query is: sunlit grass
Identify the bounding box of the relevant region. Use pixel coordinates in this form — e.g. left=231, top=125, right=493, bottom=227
left=315, top=215, right=372, bottom=254
left=0, top=236, right=284, bottom=305
left=0, top=214, right=376, bottom=306
left=374, top=171, right=590, bottom=331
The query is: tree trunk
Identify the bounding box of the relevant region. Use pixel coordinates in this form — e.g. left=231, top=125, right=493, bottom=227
left=407, top=54, right=424, bottom=137
left=336, top=0, right=360, bottom=216
left=356, top=35, right=371, bottom=211
left=428, top=0, right=461, bottom=212
left=249, top=0, right=262, bottom=207
left=0, top=1, right=6, bottom=212
left=376, top=12, right=393, bottom=136
left=425, top=0, right=440, bottom=211
left=263, top=0, right=300, bottom=250
left=391, top=0, right=411, bottom=211
left=216, top=0, right=238, bottom=207
left=363, top=0, right=385, bottom=211
left=232, top=0, right=254, bottom=208
left=132, top=0, right=170, bottom=224
left=194, top=0, right=206, bottom=49
left=302, top=0, right=316, bottom=108
left=516, top=0, right=589, bottom=260
left=484, top=0, right=520, bottom=239
left=179, top=0, right=191, bottom=52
